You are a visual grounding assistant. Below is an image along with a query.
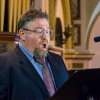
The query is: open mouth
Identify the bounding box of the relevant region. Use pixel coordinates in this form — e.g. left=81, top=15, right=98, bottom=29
left=43, top=44, right=46, bottom=48
left=41, top=43, right=48, bottom=50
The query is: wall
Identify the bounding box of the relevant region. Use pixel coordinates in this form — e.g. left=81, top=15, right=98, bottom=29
left=88, top=15, right=100, bottom=68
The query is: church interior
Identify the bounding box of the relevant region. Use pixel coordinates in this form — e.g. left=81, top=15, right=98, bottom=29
left=0, top=0, right=100, bottom=70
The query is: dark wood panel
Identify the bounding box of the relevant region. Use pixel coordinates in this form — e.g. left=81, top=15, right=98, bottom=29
left=0, top=32, right=15, bottom=41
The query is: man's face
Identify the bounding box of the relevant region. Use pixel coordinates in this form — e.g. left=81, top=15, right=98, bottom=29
left=20, top=18, right=50, bottom=57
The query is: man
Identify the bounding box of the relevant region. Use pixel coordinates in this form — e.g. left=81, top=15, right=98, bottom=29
left=0, top=9, right=69, bottom=100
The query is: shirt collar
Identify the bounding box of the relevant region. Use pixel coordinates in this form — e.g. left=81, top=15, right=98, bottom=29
left=18, top=42, right=33, bottom=60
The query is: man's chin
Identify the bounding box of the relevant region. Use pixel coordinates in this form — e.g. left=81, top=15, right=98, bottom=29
left=40, top=51, right=48, bottom=57
left=33, top=48, right=48, bottom=58
left=40, top=48, right=46, bottom=52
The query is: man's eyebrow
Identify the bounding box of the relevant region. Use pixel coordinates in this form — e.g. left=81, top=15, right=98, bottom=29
left=33, top=26, right=50, bottom=29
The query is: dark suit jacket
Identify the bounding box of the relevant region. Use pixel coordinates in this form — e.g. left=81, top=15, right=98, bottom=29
left=0, top=46, right=69, bottom=100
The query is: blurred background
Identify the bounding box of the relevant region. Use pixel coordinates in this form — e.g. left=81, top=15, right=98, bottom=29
left=0, top=0, right=100, bottom=70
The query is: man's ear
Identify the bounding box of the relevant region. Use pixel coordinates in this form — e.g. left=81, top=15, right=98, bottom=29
left=19, top=29, right=25, bottom=41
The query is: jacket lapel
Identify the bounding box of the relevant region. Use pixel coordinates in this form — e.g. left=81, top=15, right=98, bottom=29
left=47, top=53, right=59, bottom=90
left=15, top=47, right=49, bottom=96
left=47, top=52, right=68, bottom=90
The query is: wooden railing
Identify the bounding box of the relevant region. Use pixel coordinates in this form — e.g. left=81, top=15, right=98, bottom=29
left=0, top=32, right=15, bottom=41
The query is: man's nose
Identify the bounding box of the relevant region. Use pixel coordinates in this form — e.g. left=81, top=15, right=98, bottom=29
left=41, top=31, right=48, bottom=39
left=41, top=32, right=50, bottom=43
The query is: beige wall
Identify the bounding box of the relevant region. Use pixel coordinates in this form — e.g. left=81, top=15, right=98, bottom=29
left=86, top=0, right=99, bottom=27
left=81, top=0, right=99, bottom=48
left=88, top=15, right=100, bottom=68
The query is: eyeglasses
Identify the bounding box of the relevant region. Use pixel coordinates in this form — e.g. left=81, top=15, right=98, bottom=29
left=22, top=27, right=51, bottom=35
